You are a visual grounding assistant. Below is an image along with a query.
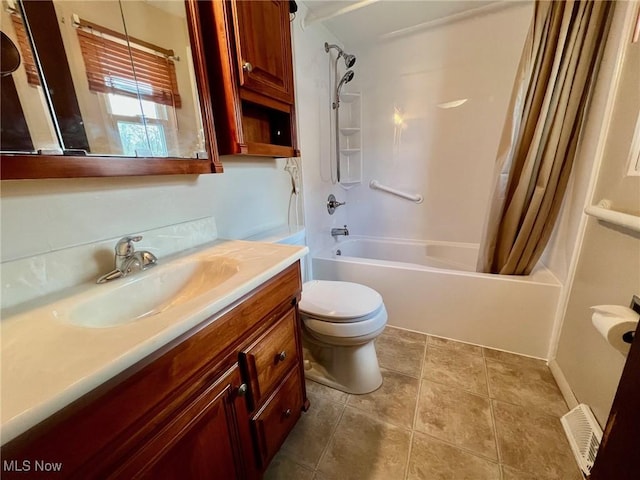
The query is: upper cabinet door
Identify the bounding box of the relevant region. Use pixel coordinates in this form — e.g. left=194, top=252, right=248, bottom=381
left=232, top=1, right=294, bottom=104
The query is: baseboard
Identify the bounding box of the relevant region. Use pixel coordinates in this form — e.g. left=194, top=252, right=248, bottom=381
left=548, top=358, right=579, bottom=410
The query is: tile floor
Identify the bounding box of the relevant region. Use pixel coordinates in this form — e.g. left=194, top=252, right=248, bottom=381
left=265, top=326, right=583, bottom=480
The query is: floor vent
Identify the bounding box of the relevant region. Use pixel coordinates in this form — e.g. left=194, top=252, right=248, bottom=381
left=560, top=403, right=602, bottom=476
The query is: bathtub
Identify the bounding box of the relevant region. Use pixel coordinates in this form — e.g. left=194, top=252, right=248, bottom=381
left=312, top=237, right=561, bottom=358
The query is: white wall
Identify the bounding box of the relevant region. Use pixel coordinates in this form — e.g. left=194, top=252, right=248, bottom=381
left=342, top=3, right=532, bottom=243
left=1, top=158, right=293, bottom=272
left=553, top=5, right=640, bottom=426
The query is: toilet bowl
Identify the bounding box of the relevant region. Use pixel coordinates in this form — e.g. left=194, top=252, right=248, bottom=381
left=300, top=280, right=387, bottom=394
left=245, top=227, right=387, bottom=394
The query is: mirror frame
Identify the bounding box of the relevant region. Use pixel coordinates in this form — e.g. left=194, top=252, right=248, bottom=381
left=0, top=0, right=223, bottom=179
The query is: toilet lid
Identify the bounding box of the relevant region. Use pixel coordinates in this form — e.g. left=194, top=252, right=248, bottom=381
left=300, top=280, right=384, bottom=321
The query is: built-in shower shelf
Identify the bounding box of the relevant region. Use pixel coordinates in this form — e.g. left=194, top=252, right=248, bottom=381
left=340, top=128, right=360, bottom=136
left=340, top=148, right=361, bottom=156
left=338, top=180, right=360, bottom=188
left=337, top=91, right=362, bottom=187
left=339, top=92, right=360, bottom=103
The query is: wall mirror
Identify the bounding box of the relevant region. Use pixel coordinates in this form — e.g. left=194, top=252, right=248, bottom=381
left=0, top=0, right=222, bottom=178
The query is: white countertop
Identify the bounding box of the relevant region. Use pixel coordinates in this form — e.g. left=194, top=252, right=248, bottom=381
left=0, top=239, right=308, bottom=445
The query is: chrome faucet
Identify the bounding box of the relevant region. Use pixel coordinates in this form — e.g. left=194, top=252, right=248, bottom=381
left=97, top=235, right=157, bottom=284
left=331, top=225, right=349, bottom=238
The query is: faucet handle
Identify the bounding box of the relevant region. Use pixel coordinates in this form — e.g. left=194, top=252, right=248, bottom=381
left=115, top=235, right=142, bottom=256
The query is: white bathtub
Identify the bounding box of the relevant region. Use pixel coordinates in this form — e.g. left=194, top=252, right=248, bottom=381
left=312, top=237, right=561, bottom=358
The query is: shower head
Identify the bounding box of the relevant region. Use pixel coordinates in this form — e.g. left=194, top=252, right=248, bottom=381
left=337, top=70, right=355, bottom=95
left=325, top=42, right=357, bottom=68
left=333, top=70, right=355, bottom=109
left=343, top=53, right=356, bottom=68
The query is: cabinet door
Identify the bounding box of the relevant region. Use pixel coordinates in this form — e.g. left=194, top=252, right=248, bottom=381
left=232, top=0, right=294, bottom=104
left=114, top=364, right=254, bottom=479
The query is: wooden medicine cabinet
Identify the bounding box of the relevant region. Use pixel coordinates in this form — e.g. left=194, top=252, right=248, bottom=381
left=0, top=0, right=222, bottom=179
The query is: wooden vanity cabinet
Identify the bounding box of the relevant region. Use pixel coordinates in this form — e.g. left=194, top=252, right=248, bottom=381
left=1, top=262, right=307, bottom=479
left=197, top=0, right=299, bottom=158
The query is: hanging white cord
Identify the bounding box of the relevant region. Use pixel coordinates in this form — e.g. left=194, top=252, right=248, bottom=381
left=285, top=158, right=302, bottom=226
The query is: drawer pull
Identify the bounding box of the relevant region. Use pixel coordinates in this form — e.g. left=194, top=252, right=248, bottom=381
left=283, top=408, right=292, bottom=418
left=277, top=351, right=287, bottom=362
left=237, top=383, right=248, bottom=397
left=243, top=61, right=253, bottom=72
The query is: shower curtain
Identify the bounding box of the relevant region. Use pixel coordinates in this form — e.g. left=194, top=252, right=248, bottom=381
left=477, top=0, right=613, bottom=275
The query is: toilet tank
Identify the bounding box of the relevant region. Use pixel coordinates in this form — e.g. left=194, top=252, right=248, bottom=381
left=244, top=226, right=308, bottom=280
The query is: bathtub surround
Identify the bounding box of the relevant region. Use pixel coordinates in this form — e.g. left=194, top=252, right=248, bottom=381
left=313, top=237, right=560, bottom=358
left=344, top=3, right=533, bottom=244
left=478, top=1, right=614, bottom=275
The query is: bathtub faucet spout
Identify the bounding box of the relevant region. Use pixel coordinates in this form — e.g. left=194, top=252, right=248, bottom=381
left=331, top=225, right=349, bottom=238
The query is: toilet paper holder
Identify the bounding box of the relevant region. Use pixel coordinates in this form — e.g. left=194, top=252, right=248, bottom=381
left=625, top=295, right=640, bottom=344
left=591, top=296, right=640, bottom=355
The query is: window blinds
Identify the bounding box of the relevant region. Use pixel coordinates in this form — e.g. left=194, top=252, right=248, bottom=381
left=76, top=27, right=181, bottom=108
left=10, top=13, right=40, bottom=86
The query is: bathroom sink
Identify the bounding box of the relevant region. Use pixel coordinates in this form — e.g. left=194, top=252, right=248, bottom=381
left=63, top=257, right=240, bottom=328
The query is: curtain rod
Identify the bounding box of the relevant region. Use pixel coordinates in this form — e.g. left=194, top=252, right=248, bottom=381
left=72, top=15, right=178, bottom=61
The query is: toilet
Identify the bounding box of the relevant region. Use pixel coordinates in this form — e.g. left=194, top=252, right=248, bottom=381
left=299, top=280, right=387, bottom=394
left=245, top=226, right=387, bottom=394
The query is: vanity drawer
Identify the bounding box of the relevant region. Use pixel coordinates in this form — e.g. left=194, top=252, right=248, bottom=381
left=240, top=307, right=298, bottom=405
left=251, top=366, right=303, bottom=466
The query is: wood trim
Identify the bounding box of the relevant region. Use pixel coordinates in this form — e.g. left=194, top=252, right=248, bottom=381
left=244, top=142, right=295, bottom=158
left=184, top=0, right=223, bottom=173
left=240, top=88, right=291, bottom=114
left=0, top=155, right=212, bottom=179
left=196, top=0, right=244, bottom=156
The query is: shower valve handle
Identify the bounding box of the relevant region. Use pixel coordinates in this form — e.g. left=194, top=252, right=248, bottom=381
left=327, top=194, right=346, bottom=215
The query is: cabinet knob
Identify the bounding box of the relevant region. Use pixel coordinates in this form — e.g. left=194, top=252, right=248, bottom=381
left=242, top=61, right=253, bottom=73
left=284, top=408, right=292, bottom=418
left=277, top=351, right=287, bottom=362
left=237, top=383, right=248, bottom=397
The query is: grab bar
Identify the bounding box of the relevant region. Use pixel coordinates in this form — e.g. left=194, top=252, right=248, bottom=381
left=585, top=199, right=640, bottom=233
left=369, top=180, right=424, bottom=204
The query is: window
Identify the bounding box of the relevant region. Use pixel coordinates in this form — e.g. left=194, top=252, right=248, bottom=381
left=75, top=17, right=181, bottom=157
left=106, top=92, right=169, bottom=156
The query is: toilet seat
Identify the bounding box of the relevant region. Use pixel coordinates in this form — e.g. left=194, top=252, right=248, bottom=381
left=300, top=280, right=383, bottom=322
left=303, top=304, right=387, bottom=339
